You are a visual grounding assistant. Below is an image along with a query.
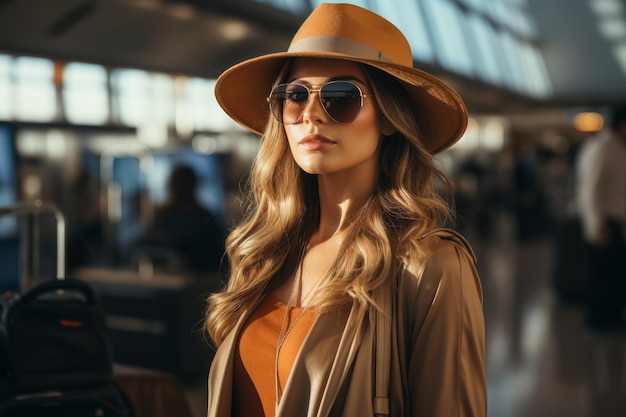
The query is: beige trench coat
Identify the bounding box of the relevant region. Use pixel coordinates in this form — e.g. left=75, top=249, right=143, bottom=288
left=207, top=230, right=487, bottom=417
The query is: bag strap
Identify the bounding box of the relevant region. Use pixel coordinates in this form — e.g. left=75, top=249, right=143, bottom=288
left=372, top=228, right=473, bottom=416
left=373, top=281, right=392, bottom=417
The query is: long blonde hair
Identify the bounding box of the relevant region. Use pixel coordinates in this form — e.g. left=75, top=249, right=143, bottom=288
left=205, top=62, right=454, bottom=345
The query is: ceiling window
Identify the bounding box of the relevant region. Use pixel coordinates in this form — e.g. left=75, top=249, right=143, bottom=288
left=371, top=0, right=435, bottom=62
left=518, top=42, right=553, bottom=98
left=466, top=14, right=506, bottom=86
left=499, top=32, right=529, bottom=94
left=589, top=0, right=626, bottom=80
left=422, top=0, right=475, bottom=76
left=251, top=0, right=552, bottom=99
left=458, top=0, right=489, bottom=14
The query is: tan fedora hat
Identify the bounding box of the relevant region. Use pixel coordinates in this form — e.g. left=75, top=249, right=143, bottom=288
left=215, top=2, right=467, bottom=154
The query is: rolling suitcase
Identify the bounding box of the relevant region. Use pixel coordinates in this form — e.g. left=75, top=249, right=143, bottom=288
left=0, top=278, right=113, bottom=394
left=0, top=201, right=132, bottom=416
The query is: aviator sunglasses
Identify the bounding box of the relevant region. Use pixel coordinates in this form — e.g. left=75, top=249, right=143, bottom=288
left=267, top=80, right=374, bottom=124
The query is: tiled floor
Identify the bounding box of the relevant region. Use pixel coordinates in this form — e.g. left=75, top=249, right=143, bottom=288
left=185, top=212, right=626, bottom=417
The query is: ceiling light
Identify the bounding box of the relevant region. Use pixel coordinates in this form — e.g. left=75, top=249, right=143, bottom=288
left=219, top=21, right=250, bottom=41
left=573, top=112, right=604, bottom=132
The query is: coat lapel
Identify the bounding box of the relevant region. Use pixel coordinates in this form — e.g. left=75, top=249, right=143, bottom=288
left=206, top=306, right=255, bottom=417
left=277, top=302, right=369, bottom=417
left=208, top=299, right=370, bottom=417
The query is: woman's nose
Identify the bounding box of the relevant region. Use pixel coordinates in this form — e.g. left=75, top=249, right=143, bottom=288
left=301, top=91, right=328, bottom=124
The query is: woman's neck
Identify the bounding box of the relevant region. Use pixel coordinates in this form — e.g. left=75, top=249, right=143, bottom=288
left=315, top=167, right=376, bottom=239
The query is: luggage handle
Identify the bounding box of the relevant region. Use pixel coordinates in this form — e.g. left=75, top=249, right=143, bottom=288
left=19, top=278, right=98, bottom=306
left=0, top=200, right=66, bottom=287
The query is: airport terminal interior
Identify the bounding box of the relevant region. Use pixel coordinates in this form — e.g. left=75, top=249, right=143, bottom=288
left=1, top=0, right=626, bottom=416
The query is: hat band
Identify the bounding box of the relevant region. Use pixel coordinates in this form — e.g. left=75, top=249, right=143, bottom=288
left=288, top=35, right=393, bottom=63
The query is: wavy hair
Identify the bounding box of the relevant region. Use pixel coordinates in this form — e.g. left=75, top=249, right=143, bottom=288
left=205, top=62, right=455, bottom=345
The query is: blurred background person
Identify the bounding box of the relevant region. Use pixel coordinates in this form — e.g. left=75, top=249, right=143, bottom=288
left=133, top=164, right=226, bottom=276
left=513, top=143, right=552, bottom=242
left=575, top=104, right=626, bottom=333
left=66, top=169, right=105, bottom=272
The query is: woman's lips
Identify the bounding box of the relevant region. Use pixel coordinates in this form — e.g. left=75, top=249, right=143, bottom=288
left=298, top=134, right=336, bottom=150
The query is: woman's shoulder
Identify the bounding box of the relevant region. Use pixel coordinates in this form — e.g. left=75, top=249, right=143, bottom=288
left=420, top=228, right=477, bottom=264
left=399, top=228, right=479, bottom=293
left=397, top=228, right=483, bottom=319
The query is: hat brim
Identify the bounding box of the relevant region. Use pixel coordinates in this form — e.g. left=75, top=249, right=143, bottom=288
left=215, top=51, right=467, bottom=154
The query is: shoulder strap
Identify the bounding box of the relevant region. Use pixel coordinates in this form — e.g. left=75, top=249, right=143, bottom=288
left=373, top=281, right=391, bottom=416
left=372, top=228, right=474, bottom=416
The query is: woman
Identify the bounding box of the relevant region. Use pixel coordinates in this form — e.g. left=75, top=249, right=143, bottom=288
left=205, top=3, right=487, bottom=417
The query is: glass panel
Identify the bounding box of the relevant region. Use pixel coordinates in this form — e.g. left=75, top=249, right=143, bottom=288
left=499, top=32, right=527, bottom=93
left=63, top=62, right=109, bottom=125
left=458, top=0, right=489, bottom=12
left=492, top=0, right=513, bottom=29
left=151, top=149, right=227, bottom=225
left=0, top=54, right=12, bottom=120
left=112, top=69, right=150, bottom=126
left=467, top=14, right=505, bottom=85
left=483, top=0, right=504, bottom=22
left=111, top=69, right=174, bottom=128
left=519, top=43, right=553, bottom=98
left=14, top=56, right=56, bottom=122
left=152, top=73, right=175, bottom=126
left=371, top=0, right=435, bottom=62
left=512, top=9, right=538, bottom=38
left=496, top=2, right=537, bottom=38
left=423, top=0, right=474, bottom=75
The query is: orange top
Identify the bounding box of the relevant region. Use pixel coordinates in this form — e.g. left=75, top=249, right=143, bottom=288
left=233, top=293, right=316, bottom=417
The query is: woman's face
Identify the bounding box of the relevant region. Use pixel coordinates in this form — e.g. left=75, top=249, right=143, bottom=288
left=281, top=58, right=387, bottom=178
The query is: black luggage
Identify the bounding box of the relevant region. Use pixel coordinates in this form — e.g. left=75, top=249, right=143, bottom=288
left=0, top=278, right=113, bottom=394
left=0, top=201, right=131, bottom=417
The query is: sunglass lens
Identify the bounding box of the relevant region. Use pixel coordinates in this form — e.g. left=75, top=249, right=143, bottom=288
left=268, top=81, right=364, bottom=124
left=320, top=82, right=362, bottom=123
left=269, top=83, right=309, bottom=124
